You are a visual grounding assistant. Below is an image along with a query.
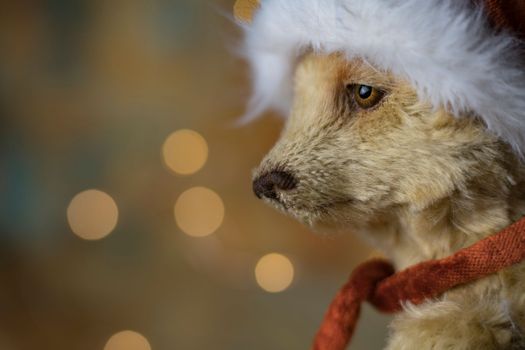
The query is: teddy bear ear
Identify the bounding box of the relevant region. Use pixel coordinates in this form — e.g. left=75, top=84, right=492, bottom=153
left=234, top=0, right=260, bottom=24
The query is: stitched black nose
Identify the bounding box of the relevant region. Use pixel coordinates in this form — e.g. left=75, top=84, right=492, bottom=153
left=253, top=171, right=298, bottom=200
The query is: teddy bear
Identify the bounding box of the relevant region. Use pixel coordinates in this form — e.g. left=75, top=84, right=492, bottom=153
left=235, top=0, right=525, bottom=349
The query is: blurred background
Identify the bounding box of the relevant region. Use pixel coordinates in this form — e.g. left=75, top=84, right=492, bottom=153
left=0, top=1, right=390, bottom=349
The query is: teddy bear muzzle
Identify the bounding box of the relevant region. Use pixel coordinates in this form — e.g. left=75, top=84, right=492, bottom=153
left=252, top=170, right=298, bottom=201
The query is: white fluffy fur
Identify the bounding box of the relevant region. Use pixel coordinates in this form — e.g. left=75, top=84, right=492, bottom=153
left=241, top=0, right=525, bottom=157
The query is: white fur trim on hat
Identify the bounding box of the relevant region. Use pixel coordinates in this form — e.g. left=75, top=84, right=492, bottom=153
left=240, top=0, right=525, bottom=157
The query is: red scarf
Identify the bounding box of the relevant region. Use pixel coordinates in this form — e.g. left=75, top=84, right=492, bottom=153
left=313, top=216, right=525, bottom=350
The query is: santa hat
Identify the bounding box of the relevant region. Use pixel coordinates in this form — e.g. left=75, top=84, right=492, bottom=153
left=236, top=0, right=525, bottom=157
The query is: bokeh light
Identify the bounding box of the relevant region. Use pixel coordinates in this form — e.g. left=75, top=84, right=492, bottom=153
left=175, top=187, right=224, bottom=237
left=255, top=253, right=295, bottom=293
left=162, top=129, right=208, bottom=175
left=67, top=189, right=119, bottom=240
left=104, top=331, right=151, bottom=350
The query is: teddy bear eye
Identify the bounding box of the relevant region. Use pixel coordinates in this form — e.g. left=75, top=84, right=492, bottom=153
left=347, top=84, right=385, bottom=109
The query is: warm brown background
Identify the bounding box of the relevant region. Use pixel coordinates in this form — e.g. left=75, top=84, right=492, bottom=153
left=0, top=1, right=390, bottom=349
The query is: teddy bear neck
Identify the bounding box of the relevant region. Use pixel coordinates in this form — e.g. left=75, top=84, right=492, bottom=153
left=375, top=172, right=525, bottom=270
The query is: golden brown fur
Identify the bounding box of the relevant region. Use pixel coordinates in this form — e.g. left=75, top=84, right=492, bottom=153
left=254, top=53, right=525, bottom=349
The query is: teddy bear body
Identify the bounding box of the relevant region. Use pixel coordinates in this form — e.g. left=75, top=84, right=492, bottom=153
left=252, top=53, right=525, bottom=349
left=237, top=0, right=525, bottom=348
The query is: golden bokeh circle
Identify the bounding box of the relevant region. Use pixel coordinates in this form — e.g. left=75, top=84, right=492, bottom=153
left=255, top=253, right=295, bottom=293
left=175, top=187, right=224, bottom=237
left=162, top=129, right=208, bottom=175
left=67, top=189, right=118, bottom=240
left=104, top=330, right=151, bottom=350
